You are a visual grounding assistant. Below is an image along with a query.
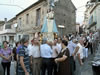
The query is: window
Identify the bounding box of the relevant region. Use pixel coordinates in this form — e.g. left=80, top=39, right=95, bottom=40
left=23, top=35, right=29, bottom=40
left=5, top=25, right=11, bottom=29
left=26, top=14, right=29, bottom=24
left=19, top=18, right=21, bottom=26
left=36, top=8, right=41, bottom=26
left=18, top=35, right=21, bottom=41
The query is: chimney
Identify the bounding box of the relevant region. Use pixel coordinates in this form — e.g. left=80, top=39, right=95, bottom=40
left=4, top=18, right=7, bottom=23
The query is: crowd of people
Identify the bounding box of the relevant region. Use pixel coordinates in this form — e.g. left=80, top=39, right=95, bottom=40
left=0, top=30, right=100, bottom=75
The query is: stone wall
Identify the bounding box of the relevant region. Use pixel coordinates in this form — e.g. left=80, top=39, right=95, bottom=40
left=54, top=0, right=76, bottom=36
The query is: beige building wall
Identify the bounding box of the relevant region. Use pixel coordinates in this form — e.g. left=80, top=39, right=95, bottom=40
left=16, top=1, right=47, bottom=41
left=16, top=0, right=76, bottom=41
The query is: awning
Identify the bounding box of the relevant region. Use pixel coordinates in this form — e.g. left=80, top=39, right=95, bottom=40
left=87, top=22, right=97, bottom=29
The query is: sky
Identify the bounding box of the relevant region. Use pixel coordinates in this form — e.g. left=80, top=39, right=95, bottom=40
left=0, top=0, right=89, bottom=24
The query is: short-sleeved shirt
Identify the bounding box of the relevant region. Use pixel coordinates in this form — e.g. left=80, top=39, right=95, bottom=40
left=40, top=44, right=53, bottom=58
left=67, top=41, right=77, bottom=56
left=28, top=44, right=40, bottom=58
left=18, top=45, right=30, bottom=73
left=16, top=45, right=22, bottom=54
left=52, top=45, right=59, bottom=58
left=76, top=43, right=84, bottom=59
left=0, top=48, right=12, bottom=62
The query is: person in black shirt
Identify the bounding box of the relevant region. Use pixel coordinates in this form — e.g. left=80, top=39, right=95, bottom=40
left=84, top=38, right=89, bottom=58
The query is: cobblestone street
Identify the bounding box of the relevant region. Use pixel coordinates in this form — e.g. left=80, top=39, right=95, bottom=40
left=81, top=45, right=100, bottom=75
left=81, top=54, right=93, bottom=75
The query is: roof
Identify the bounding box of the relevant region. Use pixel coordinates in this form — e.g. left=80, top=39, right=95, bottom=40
left=0, top=21, right=5, bottom=26
left=90, top=3, right=100, bottom=14
left=70, top=0, right=77, bottom=10
left=8, top=17, right=16, bottom=22
left=16, top=0, right=46, bottom=16
left=90, top=0, right=96, bottom=2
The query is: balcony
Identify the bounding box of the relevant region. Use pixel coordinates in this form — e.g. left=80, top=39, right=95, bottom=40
left=91, top=0, right=100, bottom=2
left=0, top=23, right=16, bottom=35
left=91, top=0, right=96, bottom=2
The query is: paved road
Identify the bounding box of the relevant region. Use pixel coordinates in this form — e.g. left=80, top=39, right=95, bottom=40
left=81, top=54, right=93, bottom=75
left=81, top=44, right=100, bottom=75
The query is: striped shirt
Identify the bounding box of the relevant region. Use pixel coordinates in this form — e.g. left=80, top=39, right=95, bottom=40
left=18, top=45, right=30, bottom=72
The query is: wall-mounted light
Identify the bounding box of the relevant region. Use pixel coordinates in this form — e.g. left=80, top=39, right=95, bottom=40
left=58, top=25, right=65, bottom=28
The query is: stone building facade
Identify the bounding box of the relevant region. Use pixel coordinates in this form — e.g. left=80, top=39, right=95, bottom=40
left=0, top=18, right=16, bottom=45
left=16, top=0, right=76, bottom=41
left=84, top=0, right=100, bottom=32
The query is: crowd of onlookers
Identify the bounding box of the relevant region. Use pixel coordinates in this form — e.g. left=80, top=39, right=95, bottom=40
left=0, top=30, right=100, bottom=75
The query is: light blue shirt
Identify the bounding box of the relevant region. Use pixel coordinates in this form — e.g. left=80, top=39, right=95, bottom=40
left=40, top=44, right=53, bottom=58
left=67, top=41, right=77, bottom=56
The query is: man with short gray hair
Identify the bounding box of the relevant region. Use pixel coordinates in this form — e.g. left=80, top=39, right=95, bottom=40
left=40, top=39, right=53, bottom=75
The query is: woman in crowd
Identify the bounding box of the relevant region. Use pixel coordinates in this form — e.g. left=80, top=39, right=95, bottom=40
left=84, top=38, right=89, bottom=58
left=0, top=41, right=13, bottom=75
left=12, top=41, right=21, bottom=75
left=55, top=40, right=71, bottom=75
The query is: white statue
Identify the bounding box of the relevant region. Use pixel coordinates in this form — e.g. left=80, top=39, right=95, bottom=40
left=46, top=10, right=54, bottom=32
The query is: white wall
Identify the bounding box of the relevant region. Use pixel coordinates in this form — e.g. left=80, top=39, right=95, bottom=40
left=96, top=5, right=100, bottom=29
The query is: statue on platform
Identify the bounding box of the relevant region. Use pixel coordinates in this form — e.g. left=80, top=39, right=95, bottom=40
left=41, top=0, right=58, bottom=42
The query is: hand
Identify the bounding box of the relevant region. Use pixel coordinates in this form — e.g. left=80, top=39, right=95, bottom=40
left=25, top=72, right=29, bottom=75
left=30, top=61, right=32, bottom=65
left=6, top=57, right=10, bottom=61
left=11, top=53, right=14, bottom=56
left=80, top=62, right=83, bottom=66
left=55, top=59, right=58, bottom=63
left=72, top=53, right=74, bottom=56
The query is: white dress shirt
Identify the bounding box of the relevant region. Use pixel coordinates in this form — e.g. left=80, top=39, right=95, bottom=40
left=52, top=45, right=59, bottom=58
left=57, top=43, right=62, bottom=52
left=28, top=44, right=40, bottom=58
left=76, top=43, right=84, bottom=59
left=40, top=44, right=53, bottom=58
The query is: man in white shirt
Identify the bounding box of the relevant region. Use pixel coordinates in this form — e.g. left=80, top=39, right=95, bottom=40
left=40, top=39, right=53, bottom=75
left=72, top=39, right=84, bottom=75
left=52, top=39, right=59, bottom=75
left=57, top=38, right=62, bottom=52
left=28, top=38, right=41, bottom=75
left=67, top=39, right=77, bottom=75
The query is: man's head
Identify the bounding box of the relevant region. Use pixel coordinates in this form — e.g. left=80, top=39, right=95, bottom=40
left=57, top=37, right=62, bottom=43
left=47, top=40, right=53, bottom=47
left=53, top=39, right=57, bottom=45
left=42, top=38, right=47, bottom=44
left=21, top=37, right=29, bottom=46
left=34, top=38, right=39, bottom=45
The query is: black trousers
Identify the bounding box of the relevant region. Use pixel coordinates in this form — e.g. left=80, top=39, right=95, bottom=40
left=2, top=62, right=11, bottom=75
left=52, top=58, right=57, bottom=75
left=70, top=56, right=75, bottom=75
left=41, top=58, right=53, bottom=75
left=89, top=43, right=93, bottom=54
